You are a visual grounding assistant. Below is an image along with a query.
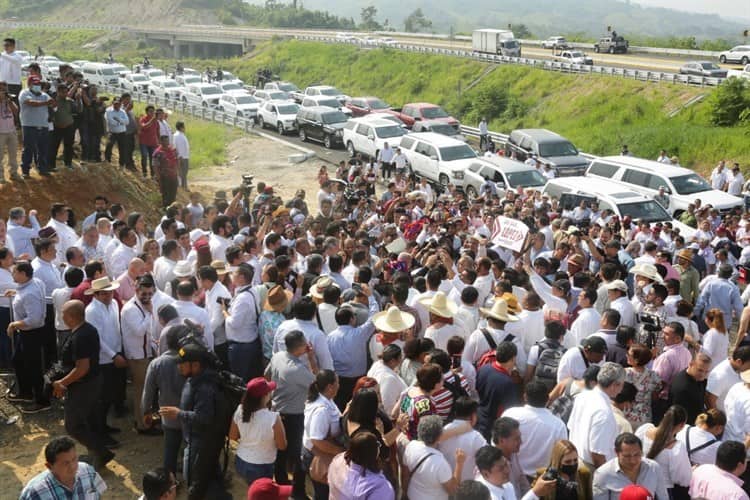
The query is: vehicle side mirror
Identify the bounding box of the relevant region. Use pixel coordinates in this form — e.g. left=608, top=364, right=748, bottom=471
left=367, top=134, right=375, bottom=141
left=430, top=155, right=438, bottom=161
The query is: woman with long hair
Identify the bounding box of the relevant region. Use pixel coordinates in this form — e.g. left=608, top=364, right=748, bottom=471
left=702, top=308, right=729, bottom=369
left=303, top=369, right=345, bottom=500
left=623, top=343, right=663, bottom=429
left=327, top=431, right=395, bottom=500
left=675, top=408, right=726, bottom=466
left=534, top=439, right=592, bottom=500
left=126, top=211, right=147, bottom=252
left=635, top=405, right=692, bottom=499
left=228, top=377, right=287, bottom=484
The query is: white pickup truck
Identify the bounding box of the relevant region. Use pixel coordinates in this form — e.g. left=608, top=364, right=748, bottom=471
left=727, top=64, right=750, bottom=79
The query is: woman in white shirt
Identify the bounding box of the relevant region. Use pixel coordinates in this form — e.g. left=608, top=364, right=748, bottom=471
left=635, top=405, right=692, bottom=497
left=675, top=408, right=726, bottom=466
left=303, top=369, right=344, bottom=500
left=228, top=377, right=287, bottom=485
left=702, top=308, right=729, bottom=370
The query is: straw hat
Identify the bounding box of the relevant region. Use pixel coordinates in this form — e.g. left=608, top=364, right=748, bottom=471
left=210, top=260, right=231, bottom=276
left=310, top=276, right=338, bottom=299
left=500, top=292, right=520, bottom=314
left=629, top=263, right=663, bottom=284
left=373, top=306, right=416, bottom=333
left=418, top=291, right=458, bottom=318
left=173, top=260, right=194, bottom=278
left=264, top=285, right=292, bottom=313
left=605, top=280, right=628, bottom=293
left=480, top=299, right=519, bottom=323
left=676, top=249, right=693, bottom=263
left=85, top=276, right=120, bottom=295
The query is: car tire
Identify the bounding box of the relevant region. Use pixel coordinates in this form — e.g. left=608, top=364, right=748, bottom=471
left=466, top=186, right=478, bottom=199
left=743, top=56, right=749, bottom=65
left=237, top=111, right=242, bottom=117
left=719, top=55, right=727, bottom=63
left=258, top=116, right=265, bottom=129
left=277, top=122, right=284, bottom=135
left=324, top=135, right=332, bottom=149
left=608, top=46, right=614, bottom=54
left=299, top=129, right=307, bottom=141
left=594, top=46, right=600, bottom=53
left=347, top=141, right=356, bottom=157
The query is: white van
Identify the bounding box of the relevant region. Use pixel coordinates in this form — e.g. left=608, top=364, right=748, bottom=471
left=585, top=156, right=743, bottom=217
left=542, top=177, right=696, bottom=238
left=398, top=132, right=478, bottom=188
left=342, top=117, right=407, bottom=159
left=81, top=63, right=121, bottom=88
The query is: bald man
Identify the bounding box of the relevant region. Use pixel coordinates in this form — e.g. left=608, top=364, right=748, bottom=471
left=116, top=257, right=146, bottom=301
left=54, top=300, right=113, bottom=468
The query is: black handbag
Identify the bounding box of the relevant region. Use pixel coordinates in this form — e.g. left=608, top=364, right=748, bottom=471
left=43, top=332, right=75, bottom=399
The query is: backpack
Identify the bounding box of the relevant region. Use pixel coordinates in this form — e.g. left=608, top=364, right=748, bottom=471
left=549, top=378, right=577, bottom=424
left=476, top=329, right=515, bottom=369
left=532, top=339, right=566, bottom=392
left=442, top=373, right=469, bottom=423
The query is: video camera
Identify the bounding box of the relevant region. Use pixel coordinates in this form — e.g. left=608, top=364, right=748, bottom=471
left=637, top=312, right=662, bottom=349
left=239, top=174, right=254, bottom=196
left=542, top=468, right=579, bottom=497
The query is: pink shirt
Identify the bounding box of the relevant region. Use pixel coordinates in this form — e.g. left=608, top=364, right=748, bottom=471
left=689, top=464, right=749, bottom=500
left=115, top=272, right=137, bottom=302
left=652, top=342, right=692, bottom=399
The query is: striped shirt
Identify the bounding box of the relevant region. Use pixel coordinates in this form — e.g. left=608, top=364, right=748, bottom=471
left=20, top=462, right=107, bottom=499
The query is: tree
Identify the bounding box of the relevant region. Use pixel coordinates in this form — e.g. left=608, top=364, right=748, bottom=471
left=360, top=5, right=382, bottom=31
left=710, top=77, right=750, bottom=126
left=404, top=8, right=432, bottom=33
left=511, top=23, right=532, bottom=39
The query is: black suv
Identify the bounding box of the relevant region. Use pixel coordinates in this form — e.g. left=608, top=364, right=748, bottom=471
left=296, top=106, right=348, bottom=149
left=594, top=35, right=629, bottom=54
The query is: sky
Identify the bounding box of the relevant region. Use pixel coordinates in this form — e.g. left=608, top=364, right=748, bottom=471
left=633, top=0, right=750, bottom=20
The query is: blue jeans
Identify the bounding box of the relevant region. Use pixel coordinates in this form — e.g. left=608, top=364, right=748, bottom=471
left=235, top=456, right=273, bottom=485
left=163, top=427, right=183, bottom=475
left=21, top=126, right=49, bottom=174
left=227, top=339, right=262, bottom=383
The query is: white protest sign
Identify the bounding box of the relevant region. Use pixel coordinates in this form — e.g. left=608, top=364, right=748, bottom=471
left=491, top=216, right=529, bottom=252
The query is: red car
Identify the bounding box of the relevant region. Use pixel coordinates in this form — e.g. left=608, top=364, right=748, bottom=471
left=345, top=96, right=392, bottom=116
left=390, top=102, right=460, bottom=129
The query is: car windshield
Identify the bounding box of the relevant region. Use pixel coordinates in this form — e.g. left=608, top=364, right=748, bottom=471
left=201, top=86, right=221, bottom=95
left=700, top=62, right=721, bottom=70
left=617, top=201, right=671, bottom=223
left=148, top=70, right=164, bottom=77
left=670, top=173, right=712, bottom=195
left=222, top=83, right=241, bottom=90
left=422, top=106, right=450, bottom=119
left=430, top=124, right=459, bottom=135
left=100, top=68, right=115, bottom=75
left=539, top=141, right=579, bottom=157
left=132, top=75, right=148, bottom=81
left=320, top=87, right=341, bottom=96
left=503, top=40, right=519, bottom=49
left=322, top=111, right=348, bottom=124
left=235, top=95, right=256, bottom=104
left=277, top=104, right=299, bottom=114
left=270, top=91, right=289, bottom=100
left=278, top=83, right=299, bottom=92
left=318, top=99, right=341, bottom=108
left=367, top=98, right=390, bottom=109
left=570, top=52, right=584, bottom=58
left=439, top=145, right=477, bottom=161
left=375, top=125, right=406, bottom=138
left=506, top=170, right=547, bottom=188
left=222, top=72, right=236, bottom=80
left=163, top=81, right=178, bottom=88
left=183, top=77, right=201, bottom=85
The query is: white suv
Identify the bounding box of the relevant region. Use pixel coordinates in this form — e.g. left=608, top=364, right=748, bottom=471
left=149, top=77, right=184, bottom=100
left=342, top=118, right=407, bottom=159
left=398, top=132, right=478, bottom=188
left=719, top=45, right=750, bottom=64
left=257, top=100, right=300, bottom=134
left=301, top=95, right=352, bottom=116
left=121, top=72, right=150, bottom=93
left=183, top=83, right=223, bottom=108
left=219, top=93, right=261, bottom=118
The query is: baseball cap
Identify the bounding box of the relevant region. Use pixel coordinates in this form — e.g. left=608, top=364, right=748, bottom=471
left=619, top=485, right=654, bottom=500
left=245, top=377, right=276, bottom=398
left=582, top=336, right=607, bottom=354
left=177, top=343, right=208, bottom=363
left=605, top=280, right=628, bottom=293
left=247, top=477, right=292, bottom=500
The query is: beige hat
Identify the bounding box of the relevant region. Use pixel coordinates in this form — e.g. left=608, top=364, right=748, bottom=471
left=373, top=306, right=416, bottom=333
left=264, top=285, right=292, bottom=313
left=310, top=276, right=338, bottom=299
left=173, top=260, right=194, bottom=278
left=480, top=299, right=519, bottom=323
left=85, top=276, right=120, bottom=295
left=210, top=260, right=230, bottom=276
left=418, top=291, right=458, bottom=318
left=605, top=279, right=628, bottom=293
left=629, top=263, right=663, bottom=284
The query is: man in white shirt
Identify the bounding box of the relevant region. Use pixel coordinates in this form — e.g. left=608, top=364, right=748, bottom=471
left=0, top=38, right=23, bottom=96
left=8, top=207, right=41, bottom=259
left=152, top=241, right=180, bottom=291
left=438, top=398, right=487, bottom=481
left=392, top=146, right=408, bottom=175
left=120, top=276, right=158, bottom=433
left=45, top=203, right=79, bottom=265
left=503, top=381, right=568, bottom=476
left=568, top=362, right=624, bottom=469
left=606, top=280, right=636, bottom=327
left=591, top=309, right=621, bottom=349
left=198, top=265, right=231, bottom=360
left=656, top=149, right=671, bottom=164
left=173, top=281, right=211, bottom=346
left=173, top=121, right=190, bottom=189
left=377, top=141, right=395, bottom=180
left=209, top=215, right=234, bottom=263
left=475, top=444, right=555, bottom=500
left=557, top=336, right=607, bottom=383
left=109, top=227, right=138, bottom=279
left=85, top=277, right=126, bottom=442
left=707, top=346, right=750, bottom=411
left=222, top=263, right=262, bottom=382
left=727, top=164, right=744, bottom=196
left=569, top=288, right=602, bottom=348
left=710, top=161, right=728, bottom=191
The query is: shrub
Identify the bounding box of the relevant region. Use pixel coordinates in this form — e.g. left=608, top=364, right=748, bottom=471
left=709, top=77, right=750, bottom=126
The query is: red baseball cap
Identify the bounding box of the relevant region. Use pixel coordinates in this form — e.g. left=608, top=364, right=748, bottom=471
left=194, top=239, right=210, bottom=253
left=247, top=478, right=292, bottom=500
left=620, top=485, right=654, bottom=500
left=245, top=377, right=276, bottom=398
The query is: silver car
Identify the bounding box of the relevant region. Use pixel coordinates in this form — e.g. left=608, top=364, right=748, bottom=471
left=679, top=61, right=727, bottom=78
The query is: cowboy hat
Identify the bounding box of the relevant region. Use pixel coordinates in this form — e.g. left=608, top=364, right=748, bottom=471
left=629, top=263, right=664, bottom=284
left=418, top=291, right=458, bottom=318
left=676, top=249, right=693, bottom=263
left=605, top=279, right=628, bottom=293
left=84, top=276, right=120, bottom=295
left=173, top=260, right=194, bottom=278
left=264, top=285, right=292, bottom=313
left=309, top=276, right=338, bottom=299
left=210, top=260, right=231, bottom=276
left=500, top=292, right=520, bottom=314
left=480, top=299, right=519, bottom=323
left=373, top=306, right=416, bottom=333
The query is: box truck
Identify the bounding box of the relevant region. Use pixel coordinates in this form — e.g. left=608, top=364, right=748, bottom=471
left=472, top=29, right=521, bottom=57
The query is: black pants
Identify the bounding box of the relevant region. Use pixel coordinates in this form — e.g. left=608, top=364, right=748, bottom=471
left=381, top=161, right=393, bottom=179
left=335, top=375, right=362, bottom=412
left=185, top=437, right=231, bottom=500
left=121, top=133, right=135, bottom=168
left=12, top=327, right=47, bottom=403
left=0, top=307, right=11, bottom=369
left=42, top=304, right=57, bottom=369
left=49, top=125, right=75, bottom=169
left=96, top=363, right=126, bottom=431
left=275, top=413, right=305, bottom=495
left=66, top=373, right=109, bottom=459
left=106, top=133, right=125, bottom=164
left=160, top=176, right=178, bottom=208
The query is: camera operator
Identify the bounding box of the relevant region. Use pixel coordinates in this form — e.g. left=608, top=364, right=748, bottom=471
left=80, top=84, right=106, bottom=162
left=0, top=82, right=20, bottom=182
left=48, top=80, right=76, bottom=170
left=67, top=72, right=88, bottom=162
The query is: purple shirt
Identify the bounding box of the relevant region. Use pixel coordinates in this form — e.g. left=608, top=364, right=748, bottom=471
left=652, top=343, right=692, bottom=399
left=689, top=464, right=749, bottom=500
left=327, top=453, right=395, bottom=500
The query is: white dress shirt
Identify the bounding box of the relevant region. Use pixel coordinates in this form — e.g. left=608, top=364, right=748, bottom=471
left=517, top=309, right=546, bottom=353
left=152, top=256, right=177, bottom=291
left=503, top=405, right=569, bottom=475
left=366, top=360, right=407, bottom=416
left=557, top=346, right=602, bottom=383
left=273, top=318, right=333, bottom=371
left=570, top=307, right=602, bottom=347
left=568, top=386, right=618, bottom=465
left=204, top=281, right=231, bottom=347
left=173, top=130, right=190, bottom=159
left=209, top=233, right=232, bottom=263
left=31, top=257, right=63, bottom=302
left=706, top=358, right=741, bottom=412
left=610, top=296, right=636, bottom=327
left=0, top=267, right=17, bottom=308
left=7, top=215, right=40, bottom=258
left=121, top=297, right=157, bottom=360
left=174, top=299, right=212, bottom=349
left=85, top=297, right=121, bottom=364
left=438, top=420, right=488, bottom=481
left=109, top=244, right=137, bottom=279
left=46, top=218, right=79, bottom=264
left=723, top=381, right=750, bottom=444
left=473, top=273, right=494, bottom=306
left=51, top=286, right=74, bottom=331
left=0, top=51, right=23, bottom=85
left=224, top=285, right=259, bottom=344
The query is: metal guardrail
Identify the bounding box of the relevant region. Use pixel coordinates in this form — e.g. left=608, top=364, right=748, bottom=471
left=297, top=35, right=724, bottom=87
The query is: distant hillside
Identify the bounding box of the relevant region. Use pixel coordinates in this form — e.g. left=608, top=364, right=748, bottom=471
left=251, top=0, right=745, bottom=40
